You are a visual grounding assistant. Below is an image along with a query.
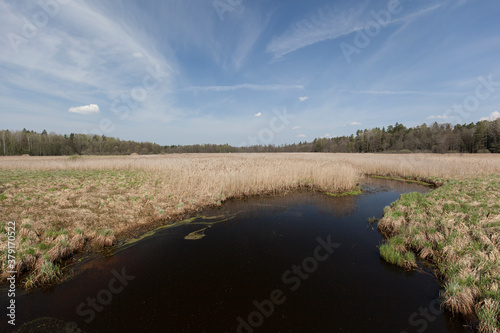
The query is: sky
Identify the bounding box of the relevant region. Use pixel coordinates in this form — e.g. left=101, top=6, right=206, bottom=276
left=1, top=0, right=499, bottom=146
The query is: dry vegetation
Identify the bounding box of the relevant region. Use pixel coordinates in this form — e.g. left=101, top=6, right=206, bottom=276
left=1, top=153, right=500, bottom=330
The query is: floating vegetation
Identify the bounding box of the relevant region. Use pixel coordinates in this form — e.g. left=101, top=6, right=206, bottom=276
left=184, top=227, right=208, bottom=240
left=370, top=175, right=433, bottom=186
left=326, top=186, right=362, bottom=197
left=116, top=214, right=236, bottom=251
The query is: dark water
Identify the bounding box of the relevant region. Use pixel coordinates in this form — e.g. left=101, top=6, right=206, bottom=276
left=1, top=179, right=468, bottom=333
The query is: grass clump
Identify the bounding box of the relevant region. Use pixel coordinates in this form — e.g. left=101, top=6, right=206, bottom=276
left=379, top=237, right=416, bottom=269
left=93, top=228, right=116, bottom=247
left=39, top=260, right=61, bottom=281
left=477, top=299, right=500, bottom=332
left=25, top=260, right=61, bottom=288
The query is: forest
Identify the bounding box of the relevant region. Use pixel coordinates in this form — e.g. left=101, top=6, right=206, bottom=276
left=1, top=119, right=499, bottom=156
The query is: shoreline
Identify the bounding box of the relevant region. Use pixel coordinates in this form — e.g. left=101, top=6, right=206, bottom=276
left=378, top=174, right=500, bottom=332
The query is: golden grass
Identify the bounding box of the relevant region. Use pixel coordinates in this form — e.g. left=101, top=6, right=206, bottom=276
left=2, top=153, right=500, bottom=176
left=1, top=153, right=499, bottom=290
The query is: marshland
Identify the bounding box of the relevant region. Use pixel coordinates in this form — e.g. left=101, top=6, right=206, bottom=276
left=1, top=153, right=500, bottom=331
left=3, top=0, right=500, bottom=331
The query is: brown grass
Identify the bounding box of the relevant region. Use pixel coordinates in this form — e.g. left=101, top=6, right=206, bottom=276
left=1, top=153, right=499, bottom=289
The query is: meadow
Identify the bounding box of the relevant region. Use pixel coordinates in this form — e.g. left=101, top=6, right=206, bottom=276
left=1, top=153, right=499, bottom=331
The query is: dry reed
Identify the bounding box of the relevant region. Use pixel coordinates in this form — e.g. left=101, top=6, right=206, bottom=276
left=1, top=153, right=499, bottom=289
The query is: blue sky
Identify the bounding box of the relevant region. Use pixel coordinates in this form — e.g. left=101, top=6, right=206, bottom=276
left=1, top=0, right=499, bottom=146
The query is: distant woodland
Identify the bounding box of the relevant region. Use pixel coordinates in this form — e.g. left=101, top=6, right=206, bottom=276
left=1, top=119, right=499, bottom=156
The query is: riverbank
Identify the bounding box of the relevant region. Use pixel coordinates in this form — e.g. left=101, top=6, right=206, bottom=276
left=378, top=175, right=500, bottom=332
left=1, top=154, right=360, bottom=287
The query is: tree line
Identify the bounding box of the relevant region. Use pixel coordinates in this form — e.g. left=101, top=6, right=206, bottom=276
left=309, top=119, right=500, bottom=153
left=1, top=119, right=499, bottom=156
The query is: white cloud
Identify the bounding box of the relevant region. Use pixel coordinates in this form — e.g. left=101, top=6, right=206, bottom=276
left=321, top=133, right=330, bottom=138
left=68, top=104, right=100, bottom=114
left=349, top=122, right=361, bottom=125
left=132, top=52, right=144, bottom=58
left=427, top=114, right=451, bottom=120
left=298, top=134, right=307, bottom=138
left=479, top=111, right=500, bottom=121
left=254, top=112, right=262, bottom=117
left=299, top=96, right=309, bottom=102
left=291, top=126, right=300, bottom=130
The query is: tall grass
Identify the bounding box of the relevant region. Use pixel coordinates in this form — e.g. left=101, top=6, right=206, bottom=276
left=2, top=152, right=499, bottom=178
left=1, top=153, right=499, bottom=289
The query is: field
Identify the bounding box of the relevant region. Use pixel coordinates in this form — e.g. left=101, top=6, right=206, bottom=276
left=1, top=153, right=500, bottom=331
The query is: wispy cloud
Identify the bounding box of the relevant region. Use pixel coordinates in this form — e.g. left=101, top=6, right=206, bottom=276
left=267, top=2, right=444, bottom=59
left=68, top=104, right=100, bottom=115
left=450, top=0, right=473, bottom=9
left=291, top=126, right=300, bottom=130
left=298, top=134, right=307, bottom=138
left=254, top=112, right=262, bottom=117
left=349, top=122, right=361, bottom=125
left=266, top=6, right=364, bottom=58
left=299, top=96, right=309, bottom=102
left=182, top=83, right=304, bottom=93
left=0, top=1, right=175, bottom=125
left=360, top=3, right=446, bottom=66
left=341, top=89, right=449, bottom=96
left=390, top=3, right=445, bottom=26
left=225, top=9, right=270, bottom=70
